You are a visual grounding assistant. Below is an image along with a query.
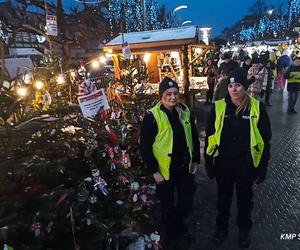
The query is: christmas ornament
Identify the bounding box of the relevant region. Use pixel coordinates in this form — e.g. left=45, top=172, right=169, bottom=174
left=78, top=79, right=97, bottom=96
left=122, top=150, right=131, bottom=168
left=108, top=147, right=116, bottom=170
left=130, top=181, right=140, bottom=203
left=150, top=231, right=162, bottom=250
left=78, top=65, right=87, bottom=76
left=91, top=168, right=109, bottom=196
left=23, top=72, right=34, bottom=84
left=30, top=222, right=42, bottom=237
left=99, top=107, right=108, bottom=122
left=3, top=244, right=14, bottom=250
left=89, top=194, right=97, bottom=204
left=46, top=221, right=54, bottom=233
left=116, top=175, right=129, bottom=185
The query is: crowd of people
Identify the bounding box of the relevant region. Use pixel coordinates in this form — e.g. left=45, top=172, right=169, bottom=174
left=203, top=50, right=300, bottom=114
left=138, top=49, right=300, bottom=249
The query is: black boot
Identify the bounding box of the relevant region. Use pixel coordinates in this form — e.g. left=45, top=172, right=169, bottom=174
left=238, top=232, right=250, bottom=248
left=212, top=228, right=228, bottom=245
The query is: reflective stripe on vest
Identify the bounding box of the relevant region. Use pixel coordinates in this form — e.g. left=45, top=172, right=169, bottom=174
left=288, top=71, right=300, bottom=84
left=150, top=102, right=193, bottom=180
left=206, top=97, right=264, bottom=168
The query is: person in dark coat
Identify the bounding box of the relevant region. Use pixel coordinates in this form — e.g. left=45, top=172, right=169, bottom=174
left=204, top=59, right=218, bottom=104
left=284, top=57, right=300, bottom=114
left=218, top=52, right=240, bottom=77
left=204, top=68, right=272, bottom=248
left=140, top=77, right=200, bottom=247
left=241, top=56, right=252, bottom=73
left=264, top=60, right=274, bottom=106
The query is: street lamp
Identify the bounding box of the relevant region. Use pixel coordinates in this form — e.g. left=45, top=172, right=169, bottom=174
left=172, top=5, right=188, bottom=28
left=267, top=9, right=273, bottom=15
left=182, top=20, right=192, bottom=26
left=174, top=5, right=188, bottom=13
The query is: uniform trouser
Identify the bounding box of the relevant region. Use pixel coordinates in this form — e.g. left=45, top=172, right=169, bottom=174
left=206, top=82, right=215, bottom=103
left=156, top=165, right=195, bottom=237
left=215, top=156, right=255, bottom=233
left=265, top=81, right=273, bottom=104
left=288, top=90, right=299, bottom=111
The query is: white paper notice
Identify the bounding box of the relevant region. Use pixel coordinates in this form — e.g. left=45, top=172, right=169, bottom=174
left=78, top=89, right=109, bottom=118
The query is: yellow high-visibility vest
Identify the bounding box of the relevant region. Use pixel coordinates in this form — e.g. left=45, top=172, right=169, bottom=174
left=150, top=102, right=193, bottom=180
left=206, top=97, right=264, bottom=168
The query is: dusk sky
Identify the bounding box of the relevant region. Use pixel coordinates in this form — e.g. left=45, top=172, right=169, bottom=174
left=0, top=0, right=289, bottom=37
left=160, top=0, right=288, bottom=36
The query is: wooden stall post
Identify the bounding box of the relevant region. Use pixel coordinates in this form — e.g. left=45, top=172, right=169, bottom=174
left=182, top=45, right=191, bottom=106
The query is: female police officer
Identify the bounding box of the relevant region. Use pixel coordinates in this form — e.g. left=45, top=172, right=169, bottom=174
left=140, top=76, right=200, bottom=247
left=204, top=68, right=271, bottom=248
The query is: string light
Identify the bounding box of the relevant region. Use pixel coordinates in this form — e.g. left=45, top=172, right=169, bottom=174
left=92, top=60, right=100, bottom=68
left=17, top=87, right=27, bottom=97
left=143, top=53, right=151, bottom=63
left=57, top=73, right=66, bottom=84
left=34, top=80, right=44, bottom=90
left=100, top=56, right=107, bottom=64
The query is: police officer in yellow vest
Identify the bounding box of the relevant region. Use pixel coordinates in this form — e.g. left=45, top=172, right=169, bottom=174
left=284, top=56, right=300, bottom=114
left=204, top=68, right=271, bottom=248
left=140, top=77, right=200, bottom=247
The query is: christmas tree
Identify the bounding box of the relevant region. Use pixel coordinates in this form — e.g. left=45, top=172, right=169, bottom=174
left=0, top=55, right=161, bottom=249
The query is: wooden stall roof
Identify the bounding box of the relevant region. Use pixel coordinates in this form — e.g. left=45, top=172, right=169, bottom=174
left=103, top=26, right=211, bottom=53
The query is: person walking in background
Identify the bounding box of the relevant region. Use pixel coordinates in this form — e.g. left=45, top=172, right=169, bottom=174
left=264, top=60, right=274, bottom=106
left=204, top=59, right=218, bottom=104
left=284, top=57, right=300, bottom=114
left=140, top=77, right=200, bottom=248
left=241, top=56, right=252, bottom=73
left=247, top=57, right=268, bottom=99
left=214, top=70, right=229, bottom=101
left=276, top=52, right=291, bottom=92
left=218, top=52, right=240, bottom=77
left=204, top=68, right=272, bottom=248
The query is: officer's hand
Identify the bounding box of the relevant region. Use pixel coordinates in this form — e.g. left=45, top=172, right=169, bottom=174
left=205, top=158, right=215, bottom=179
left=190, top=162, right=199, bottom=175
left=255, top=175, right=266, bottom=185
left=153, top=172, right=164, bottom=184
left=254, top=165, right=267, bottom=185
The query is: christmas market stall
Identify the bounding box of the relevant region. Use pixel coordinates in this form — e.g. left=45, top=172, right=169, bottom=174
left=103, top=25, right=212, bottom=106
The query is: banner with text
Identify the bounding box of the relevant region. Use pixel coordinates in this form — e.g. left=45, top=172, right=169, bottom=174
left=46, top=15, right=58, bottom=36
left=78, top=89, right=109, bottom=118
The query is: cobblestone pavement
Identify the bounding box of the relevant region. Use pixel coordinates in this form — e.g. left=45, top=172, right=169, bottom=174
left=187, top=89, right=300, bottom=250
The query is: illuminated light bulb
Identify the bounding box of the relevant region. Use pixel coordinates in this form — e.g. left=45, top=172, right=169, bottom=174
left=100, top=56, right=107, bottom=64
left=57, top=73, right=65, bottom=84
left=143, top=53, right=151, bottom=63
left=70, top=71, right=76, bottom=77
left=170, top=51, right=179, bottom=58
left=17, top=87, right=27, bottom=97
left=92, top=60, right=100, bottom=68
left=34, top=80, right=44, bottom=90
